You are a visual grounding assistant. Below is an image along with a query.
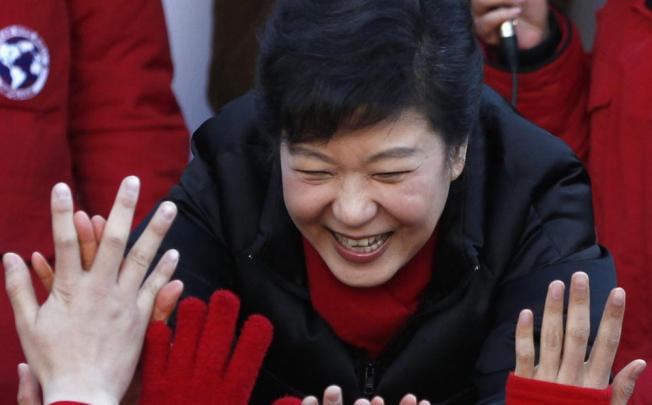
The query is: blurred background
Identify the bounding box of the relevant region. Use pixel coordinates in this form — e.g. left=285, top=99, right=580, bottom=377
left=162, top=0, right=607, bottom=133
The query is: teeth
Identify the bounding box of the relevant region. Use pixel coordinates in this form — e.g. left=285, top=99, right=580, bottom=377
left=333, top=232, right=390, bottom=253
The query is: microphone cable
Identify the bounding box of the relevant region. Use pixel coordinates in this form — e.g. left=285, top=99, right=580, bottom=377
left=499, top=20, right=519, bottom=107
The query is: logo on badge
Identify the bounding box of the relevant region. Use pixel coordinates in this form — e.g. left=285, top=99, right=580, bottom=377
left=0, top=25, right=50, bottom=100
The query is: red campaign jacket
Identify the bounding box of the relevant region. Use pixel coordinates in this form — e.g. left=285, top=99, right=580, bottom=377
left=484, top=2, right=652, bottom=403
left=0, top=0, right=188, bottom=402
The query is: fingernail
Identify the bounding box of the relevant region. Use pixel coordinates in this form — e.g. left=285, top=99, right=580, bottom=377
left=160, top=202, right=176, bottom=221
left=612, top=288, right=625, bottom=307
left=53, top=183, right=71, bottom=200
left=167, top=249, right=180, bottom=264
left=124, top=176, right=140, bottom=196
left=303, top=397, right=318, bottom=405
left=17, top=363, right=27, bottom=377
left=2, top=253, right=17, bottom=271
left=634, top=361, right=647, bottom=378
left=324, top=385, right=342, bottom=402
left=518, top=310, right=532, bottom=326
left=573, top=272, right=589, bottom=290
left=550, top=281, right=564, bottom=300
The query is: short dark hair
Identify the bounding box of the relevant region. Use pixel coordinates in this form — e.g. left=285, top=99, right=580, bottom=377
left=256, top=0, right=483, bottom=151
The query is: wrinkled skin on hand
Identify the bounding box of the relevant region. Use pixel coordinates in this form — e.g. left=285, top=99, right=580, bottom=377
left=4, top=177, right=181, bottom=405
left=514, top=272, right=647, bottom=404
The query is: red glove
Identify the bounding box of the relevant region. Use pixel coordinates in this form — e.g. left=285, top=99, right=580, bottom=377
left=140, top=290, right=273, bottom=405
left=271, top=396, right=302, bottom=405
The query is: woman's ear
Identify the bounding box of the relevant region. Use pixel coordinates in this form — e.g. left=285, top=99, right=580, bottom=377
left=450, top=142, right=468, bottom=181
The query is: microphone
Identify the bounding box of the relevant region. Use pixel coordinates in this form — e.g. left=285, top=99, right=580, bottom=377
left=499, top=20, right=519, bottom=107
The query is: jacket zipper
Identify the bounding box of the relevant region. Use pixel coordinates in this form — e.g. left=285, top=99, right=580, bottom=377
left=363, top=361, right=376, bottom=397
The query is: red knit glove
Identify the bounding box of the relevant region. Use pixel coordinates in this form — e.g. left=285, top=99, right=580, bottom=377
left=140, top=290, right=273, bottom=405
left=506, top=373, right=612, bottom=405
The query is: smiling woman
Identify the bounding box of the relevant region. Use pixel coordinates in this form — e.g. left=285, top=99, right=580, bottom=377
left=124, top=0, right=629, bottom=403
left=10, top=0, right=642, bottom=404
left=280, top=110, right=464, bottom=288
left=112, top=0, right=640, bottom=402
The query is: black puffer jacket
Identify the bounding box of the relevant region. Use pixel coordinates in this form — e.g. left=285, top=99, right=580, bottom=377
left=134, top=87, right=615, bottom=404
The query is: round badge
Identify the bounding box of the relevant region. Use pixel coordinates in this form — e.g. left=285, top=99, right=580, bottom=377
left=0, top=25, right=50, bottom=100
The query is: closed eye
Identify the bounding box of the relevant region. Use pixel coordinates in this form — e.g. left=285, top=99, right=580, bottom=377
left=296, top=170, right=334, bottom=180
left=372, top=170, right=413, bottom=182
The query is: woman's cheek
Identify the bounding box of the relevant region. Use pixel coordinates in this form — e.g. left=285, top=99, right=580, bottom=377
left=381, top=177, right=448, bottom=225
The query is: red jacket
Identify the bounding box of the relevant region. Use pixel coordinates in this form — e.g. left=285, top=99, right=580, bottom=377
left=484, top=2, right=652, bottom=403
left=0, top=0, right=188, bottom=401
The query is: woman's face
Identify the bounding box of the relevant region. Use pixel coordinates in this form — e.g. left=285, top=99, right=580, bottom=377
left=280, top=109, right=466, bottom=287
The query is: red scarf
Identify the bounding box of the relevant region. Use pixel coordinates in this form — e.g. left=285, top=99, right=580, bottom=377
left=304, top=234, right=435, bottom=358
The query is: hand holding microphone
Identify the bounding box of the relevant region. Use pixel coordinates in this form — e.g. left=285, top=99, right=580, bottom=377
left=471, top=0, right=550, bottom=49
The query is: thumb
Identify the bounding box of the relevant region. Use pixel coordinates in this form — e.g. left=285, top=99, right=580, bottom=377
left=3, top=253, right=38, bottom=331
left=612, top=359, right=647, bottom=405
left=17, top=363, right=42, bottom=405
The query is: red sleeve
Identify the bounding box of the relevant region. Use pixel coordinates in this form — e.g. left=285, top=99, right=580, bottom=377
left=50, top=402, right=89, bottom=405
left=483, top=9, right=591, bottom=162
left=66, top=0, right=189, bottom=223
left=506, top=373, right=612, bottom=405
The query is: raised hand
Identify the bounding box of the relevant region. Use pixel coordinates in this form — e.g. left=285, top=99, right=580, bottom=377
left=140, top=290, right=274, bottom=405
left=30, top=210, right=182, bottom=324
left=471, top=0, right=549, bottom=49
left=514, top=272, right=647, bottom=404
left=3, top=177, right=180, bottom=405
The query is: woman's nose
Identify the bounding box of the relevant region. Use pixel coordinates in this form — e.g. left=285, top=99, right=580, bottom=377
left=331, top=181, right=377, bottom=227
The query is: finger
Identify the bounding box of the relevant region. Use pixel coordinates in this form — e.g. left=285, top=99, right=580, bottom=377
left=17, top=363, right=41, bottom=405
left=142, top=322, right=172, bottom=382
left=399, top=394, right=417, bottom=405
left=167, top=297, right=207, bottom=375
left=370, top=397, right=385, bottom=405
left=585, top=288, right=626, bottom=388
left=224, top=314, right=274, bottom=403
left=151, top=280, right=184, bottom=323
left=301, top=397, right=318, bottom=405
left=194, top=290, right=240, bottom=377
left=120, top=201, right=177, bottom=292
left=92, top=176, right=140, bottom=280
left=418, top=401, right=431, bottom=405
left=322, top=385, right=343, bottom=405
left=472, top=0, right=523, bottom=14
left=514, top=309, right=535, bottom=378
left=137, top=249, right=179, bottom=315
left=538, top=281, right=565, bottom=381
left=73, top=211, right=97, bottom=271
left=611, top=360, right=647, bottom=405
left=353, top=400, right=371, bottom=405
left=50, top=183, right=81, bottom=282
left=91, top=215, right=106, bottom=242
left=3, top=254, right=38, bottom=329
left=30, top=252, right=54, bottom=292
left=474, top=7, right=522, bottom=45
left=557, top=272, right=590, bottom=386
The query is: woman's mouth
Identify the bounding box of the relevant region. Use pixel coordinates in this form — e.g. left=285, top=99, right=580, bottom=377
left=331, top=231, right=392, bottom=263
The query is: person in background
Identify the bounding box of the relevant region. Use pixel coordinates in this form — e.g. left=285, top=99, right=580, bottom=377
left=0, top=0, right=188, bottom=401
left=208, top=0, right=275, bottom=111
left=473, top=0, right=652, bottom=402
